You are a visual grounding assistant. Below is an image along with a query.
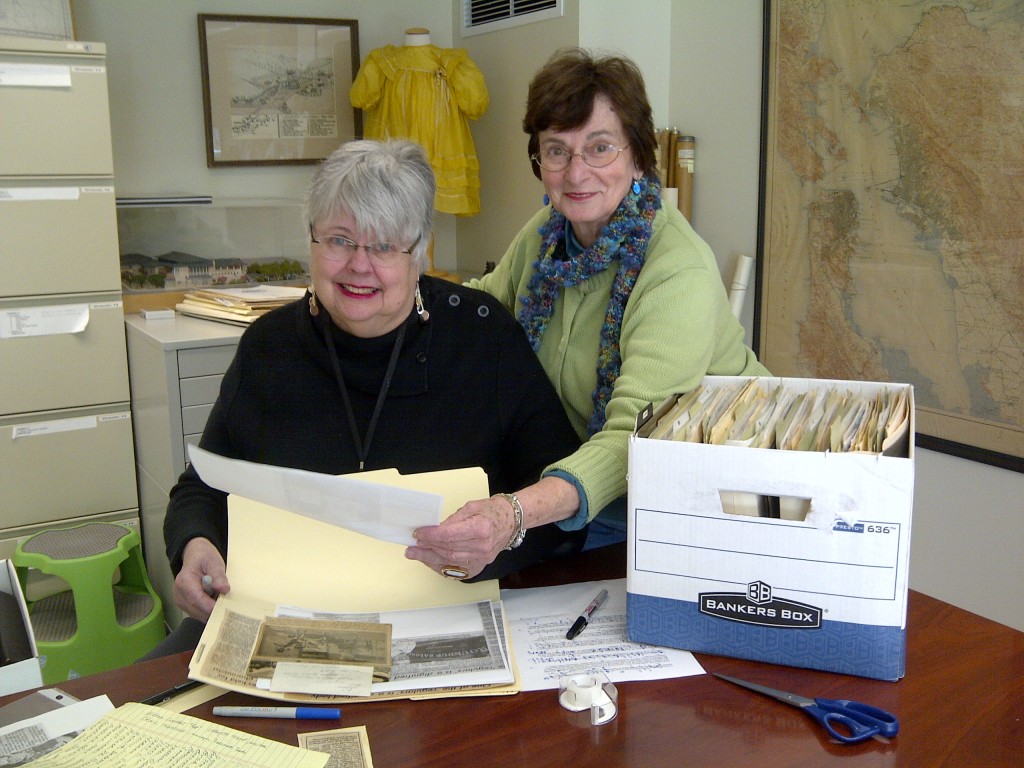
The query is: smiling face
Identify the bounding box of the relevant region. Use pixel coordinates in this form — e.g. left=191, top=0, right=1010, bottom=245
left=310, top=210, right=419, bottom=338
left=538, top=95, right=640, bottom=248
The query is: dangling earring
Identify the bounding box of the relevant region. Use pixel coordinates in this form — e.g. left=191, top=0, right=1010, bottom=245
left=632, top=179, right=641, bottom=195
left=415, top=283, right=430, bottom=323
left=308, top=287, right=319, bottom=317
left=543, top=193, right=550, bottom=206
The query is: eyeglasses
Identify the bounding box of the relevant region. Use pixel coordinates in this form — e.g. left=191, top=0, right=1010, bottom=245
left=530, top=142, right=628, bottom=172
left=310, top=230, right=419, bottom=268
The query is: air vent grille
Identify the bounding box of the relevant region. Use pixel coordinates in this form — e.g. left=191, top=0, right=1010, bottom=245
left=462, top=0, right=563, bottom=36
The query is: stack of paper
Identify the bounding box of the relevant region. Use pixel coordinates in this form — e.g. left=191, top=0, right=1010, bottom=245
left=175, top=285, right=306, bottom=326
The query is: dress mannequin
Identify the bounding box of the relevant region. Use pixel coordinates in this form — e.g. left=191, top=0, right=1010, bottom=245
left=404, top=27, right=432, bottom=46
left=350, top=30, right=488, bottom=216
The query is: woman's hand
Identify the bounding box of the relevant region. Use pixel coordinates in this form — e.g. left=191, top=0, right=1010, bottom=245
left=405, top=495, right=517, bottom=579
left=407, top=477, right=580, bottom=579
left=173, top=537, right=230, bottom=622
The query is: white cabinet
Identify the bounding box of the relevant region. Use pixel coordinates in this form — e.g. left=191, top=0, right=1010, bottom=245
left=125, top=314, right=243, bottom=626
left=0, top=38, right=138, bottom=563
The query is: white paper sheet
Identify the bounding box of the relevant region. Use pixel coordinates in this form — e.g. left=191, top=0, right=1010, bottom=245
left=0, top=187, right=80, bottom=201
left=0, top=63, right=71, bottom=88
left=0, top=304, right=89, bottom=339
left=501, top=579, right=705, bottom=691
left=188, top=445, right=443, bottom=546
left=268, top=662, right=375, bottom=697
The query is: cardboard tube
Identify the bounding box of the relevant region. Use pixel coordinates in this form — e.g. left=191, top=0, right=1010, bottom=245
left=675, top=135, right=695, bottom=222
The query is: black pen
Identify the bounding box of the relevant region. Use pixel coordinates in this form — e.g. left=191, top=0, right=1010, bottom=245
left=140, top=679, right=204, bottom=706
left=566, top=588, right=609, bottom=640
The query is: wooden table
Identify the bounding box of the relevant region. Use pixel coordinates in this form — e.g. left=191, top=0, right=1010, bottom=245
left=4, top=543, right=1021, bottom=767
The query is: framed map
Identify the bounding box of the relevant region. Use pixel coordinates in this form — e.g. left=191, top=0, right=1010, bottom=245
left=755, top=0, right=1023, bottom=471
left=198, top=14, right=361, bottom=166
left=0, top=0, right=73, bottom=39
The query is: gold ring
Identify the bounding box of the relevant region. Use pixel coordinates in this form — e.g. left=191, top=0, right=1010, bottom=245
left=441, top=564, right=469, bottom=580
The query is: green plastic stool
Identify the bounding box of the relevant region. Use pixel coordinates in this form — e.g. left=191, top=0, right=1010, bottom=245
left=13, top=522, right=166, bottom=683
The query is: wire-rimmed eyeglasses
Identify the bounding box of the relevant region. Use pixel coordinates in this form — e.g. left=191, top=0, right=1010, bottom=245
left=530, top=142, right=628, bottom=172
left=310, top=229, right=419, bottom=268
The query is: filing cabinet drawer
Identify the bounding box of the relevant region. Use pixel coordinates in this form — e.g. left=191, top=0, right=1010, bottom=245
left=0, top=43, right=113, bottom=176
left=0, top=183, right=120, bottom=297
left=179, top=374, right=224, bottom=407
left=177, top=345, right=236, bottom=378
left=0, top=298, right=129, bottom=415
left=181, top=403, right=214, bottom=436
left=0, top=407, right=137, bottom=527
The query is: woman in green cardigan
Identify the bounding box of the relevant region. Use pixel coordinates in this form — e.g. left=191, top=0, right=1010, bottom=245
left=407, top=48, right=768, bottom=576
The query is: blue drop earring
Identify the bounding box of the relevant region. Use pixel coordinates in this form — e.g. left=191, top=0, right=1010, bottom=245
left=543, top=193, right=550, bottom=206
left=632, top=179, right=641, bottom=195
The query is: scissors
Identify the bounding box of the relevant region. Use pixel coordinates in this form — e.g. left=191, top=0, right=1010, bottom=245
left=713, top=673, right=899, bottom=745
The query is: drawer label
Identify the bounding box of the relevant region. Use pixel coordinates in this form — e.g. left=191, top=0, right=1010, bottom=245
left=0, top=304, right=89, bottom=339
left=12, top=416, right=97, bottom=439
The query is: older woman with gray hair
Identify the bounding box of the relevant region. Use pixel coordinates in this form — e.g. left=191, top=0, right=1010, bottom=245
left=149, top=139, right=583, bottom=656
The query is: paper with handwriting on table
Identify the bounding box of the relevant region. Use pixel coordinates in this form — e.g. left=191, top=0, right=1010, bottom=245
left=502, top=578, right=705, bottom=691
left=14, top=703, right=328, bottom=768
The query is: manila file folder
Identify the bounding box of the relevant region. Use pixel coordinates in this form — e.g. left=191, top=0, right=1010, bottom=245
left=189, top=466, right=515, bottom=701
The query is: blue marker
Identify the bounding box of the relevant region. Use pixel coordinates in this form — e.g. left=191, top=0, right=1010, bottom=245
left=212, top=706, right=341, bottom=720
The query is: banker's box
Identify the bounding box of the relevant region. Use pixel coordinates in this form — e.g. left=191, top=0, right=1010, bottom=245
left=0, top=559, right=42, bottom=696
left=626, top=376, right=914, bottom=681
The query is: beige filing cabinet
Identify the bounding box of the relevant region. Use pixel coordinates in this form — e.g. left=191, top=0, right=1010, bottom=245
left=125, top=314, right=243, bottom=627
left=0, top=38, right=139, bottom=569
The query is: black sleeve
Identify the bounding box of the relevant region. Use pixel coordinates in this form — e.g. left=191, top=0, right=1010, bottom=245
left=490, top=312, right=581, bottom=495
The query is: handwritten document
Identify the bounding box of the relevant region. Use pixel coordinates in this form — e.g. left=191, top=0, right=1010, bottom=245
left=502, top=579, right=705, bottom=691
left=20, top=703, right=329, bottom=767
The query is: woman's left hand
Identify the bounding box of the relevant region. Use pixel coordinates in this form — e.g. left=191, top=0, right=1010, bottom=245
left=405, top=496, right=516, bottom=579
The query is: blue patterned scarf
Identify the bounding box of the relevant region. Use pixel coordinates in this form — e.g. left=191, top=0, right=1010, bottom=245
left=517, top=175, right=661, bottom=435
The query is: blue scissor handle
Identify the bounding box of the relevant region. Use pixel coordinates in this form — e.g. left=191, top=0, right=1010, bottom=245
left=808, top=698, right=900, bottom=744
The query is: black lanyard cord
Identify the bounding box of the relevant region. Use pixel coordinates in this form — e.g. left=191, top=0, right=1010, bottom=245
left=322, top=314, right=407, bottom=471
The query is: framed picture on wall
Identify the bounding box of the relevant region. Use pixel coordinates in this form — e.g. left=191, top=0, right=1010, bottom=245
left=198, top=14, right=361, bottom=166
left=754, top=0, right=1023, bottom=472
left=0, top=0, right=73, bottom=39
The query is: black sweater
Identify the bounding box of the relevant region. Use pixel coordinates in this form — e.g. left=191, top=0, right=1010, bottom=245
left=164, top=276, right=582, bottom=576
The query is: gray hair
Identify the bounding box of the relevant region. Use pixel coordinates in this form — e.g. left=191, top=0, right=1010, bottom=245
left=304, top=139, right=435, bottom=270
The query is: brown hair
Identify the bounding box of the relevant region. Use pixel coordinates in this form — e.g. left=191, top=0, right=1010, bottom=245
left=522, top=48, right=658, bottom=180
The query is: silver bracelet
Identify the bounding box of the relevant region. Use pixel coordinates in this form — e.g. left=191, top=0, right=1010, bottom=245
left=498, top=493, right=526, bottom=550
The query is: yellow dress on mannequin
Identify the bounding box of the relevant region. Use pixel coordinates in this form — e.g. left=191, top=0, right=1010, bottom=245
left=350, top=29, right=488, bottom=216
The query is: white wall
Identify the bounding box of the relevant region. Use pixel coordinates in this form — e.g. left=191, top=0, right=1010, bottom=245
left=668, top=2, right=764, bottom=343
left=579, top=0, right=673, bottom=126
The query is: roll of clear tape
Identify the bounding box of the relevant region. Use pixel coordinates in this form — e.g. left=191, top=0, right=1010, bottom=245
left=558, top=672, right=618, bottom=725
